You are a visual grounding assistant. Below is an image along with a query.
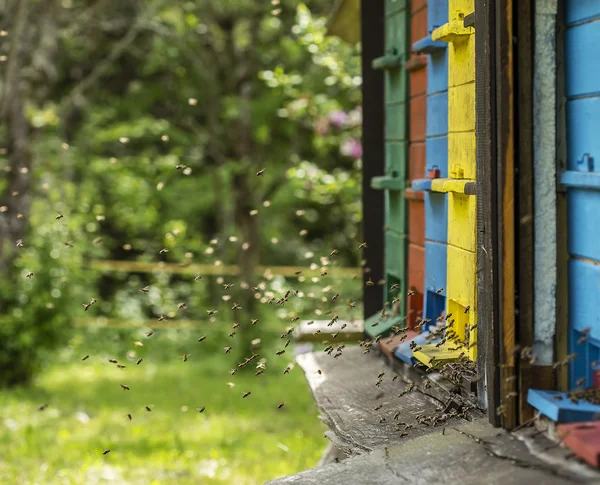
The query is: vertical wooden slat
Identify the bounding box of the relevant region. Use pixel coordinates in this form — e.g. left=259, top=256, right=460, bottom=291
left=360, top=0, right=386, bottom=321
left=475, top=0, right=500, bottom=425
left=515, top=0, right=536, bottom=423
left=496, top=0, right=517, bottom=430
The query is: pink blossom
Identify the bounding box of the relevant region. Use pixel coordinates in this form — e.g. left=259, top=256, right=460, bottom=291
left=314, top=116, right=330, bottom=135
left=340, top=138, right=362, bottom=159
left=329, top=110, right=349, bottom=127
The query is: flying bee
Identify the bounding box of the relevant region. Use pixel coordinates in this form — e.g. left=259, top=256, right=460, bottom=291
left=243, top=391, right=252, bottom=398
left=284, top=340, right=291, bottom=348
left=255, top=370, right=264, bottom=376
left=157, top=315, right=166, bottom=321
left=276, top=350, right=286, bottom=356
left=365, top=279, right=374, bottom=287
left=198, top=335, right=207, bottom=342
left=55, top=214, right=64, bottom=220
left=38, top=404, right=48, bottom=411
left=295, top=271, right=302, bottom=275
left=102, top=449, right=111, bottom=455
left=145, top=406, right=152, bottom=412
left=320, top=270, right=328, bottom=276
left=159, top=248, right=168, bottom=254
left=231, top=303, right=242, bottom=311
left=278, top=402, right=285, bottom=409
left=140, top=286, right=150, bottom=293
left=127, top=414, right=132, bottom=420
left=358, top=242, right=368, bottom=250
left=332, top=293, right=340, bottom=302
left=251, top=319, right=259, bottom=325
left=120, top=384, right=130, bottom=391
left=251, top=286, right=260, bottom=293
left=231, top=368, right=238, bottom=376
left=25, top=272, right=34, bottom=279
left=207, top=309, right=217, bottom=315
left=435, top=288, right=444, bottom=294
left=223, top=283, right=235, bottom=290
left=284, top=365, right=292, bottom=374
left=109, top=359, right=118, bottom=364
left=176, top=164, right=186, bottom=170
left=576, top=377, right=586, bottom=387
left=392, top=375, right=399, bottom=382
left=117, top=365, right=126, bottom=369
left=81, top=355, right=89, bottom=361
left=256, top=168, right=265, bottom=177
left=232, top=322, right=240, bottom=329
left=390, top=283, right=400, bottom=291
left=225, top=347, right=232, bottom=354
left=146, top=330, right=154, bottom=337
left=197, top=407, right=206, bottom=413
left=136, top=358, right=143, bottom=365
left=306, top=320, right=314, bottom=325
left=407, top=290, right=416, bottom=296
left=183, top=354, right=190, bottom=362
left=330, top=249, right=339, bottom=256
left=178, top=302, right=187, bottom=309
left=82, top=303, right=91, bottom=312
left=506, top=392, right=518, bottom=399
left=228, top=331, right=236, bottom=338
left=16, top=239, right=24, bottom=248
left=194, top=275, right=202, bottom=281
left=291, top=317, right=299, bottom=322
left=64, top=241, right=74, bottom=248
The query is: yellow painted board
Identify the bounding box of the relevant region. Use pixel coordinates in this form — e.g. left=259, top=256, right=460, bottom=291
left=448, top=35, right=475, bottom=87
left=448, top=132, right=476, bottom=179
left=430, top=178, right=475, bottom=194
left=453, top=0, right=474, bottom=14
left=447, top=244, right=476, bottom=307
left=448, top=83, right=475, bottom=133
left=431, top=20, right=473, bottom=45
left=413, top=344, right=466, bottom=367
left=448, top=193, right=477, bottom=251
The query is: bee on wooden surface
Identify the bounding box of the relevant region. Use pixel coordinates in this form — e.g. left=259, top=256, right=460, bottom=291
left=278, top=402, right=285, bottom=409
left=197, top=407, right=206, bottom=413
left=140, top=286, right=150, bottom=293
left=464, top=306, right=470, bottom=313
left=120, top=384, right=130, bottom=391
left=81, top=355, right=90, bottom=361
left=224, top=347, right=232, bottom=354
left=136, top=358, right=143, bottom=365
left=373, top=404, right=383, bottom=411
left=435, top=288, right=444, bottom=294
left=102, top=449, right=111, bottom=455
left=145, top=406, right=152, bottom=412
left=223, top=283, right=235, bottom=290
left=256, top=168, right=265, bottom=177
left=243, top=391, right=252, bottom=398
left=231, top=303, right=242, bottom=311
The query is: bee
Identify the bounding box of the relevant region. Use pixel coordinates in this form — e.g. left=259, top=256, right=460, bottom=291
left=228, top=331, right=236, bottom=338
left=436, top=288, right=444, bottom=294
left=464, top=306, right=470, bottom=313
left=251, top=319, right=259, bottom=325
left=313, top=330, right=321, bottom=336
left=64, top=241, right=74, bottom=248
left=102, top=449, right=111, bottom=455
left=496, top=404, right=506, bottom=416
left=251, top=286, right=260, bottom=293
left=294, top=270, right=302, bottom=275
left=81, top=355, right=89, bottom=361
left=183, top=354, right=190, bottom=362
left=82, top=303, right=91, bottom=312
left=120, top=384, right=130, bottom=391
left=231, top=322, right=240, bottom=329
left=392, top=375, right=398, bottom=382
left=469, top=324, right=478, bottom=331
left=93, top=237, right=103, bottom=245
left=136, top=358, right=143, bottom=365
left=390, top=283, right=400, bottom=291
left=197, top=407, right=206, bottom=413
left=243, top=391, right=252, bottom=398
left=291, top=317, right=300, bottom=323
left=506, top=392, right=518, bottom=399
left=348, top=300, right=356, bottom=309
left=127, top=414, right=132, bottom=420
left=365, top=279, right=374, bottom=287
left=38, top=404, right=48, bottom=411
left=25, top=272, right=34, bottom=279
left=284, top=365, right=292, bottom=374
left=16, top=239, right=24, bottom=248
left=159, top=248, right=169, bottom=254
left=197, top=335, right=207, bottom=343
left=407, top=290, right=416, bottom=296
left=284, top=340, right=291, bottom=348
left=223, top=283, right=235, bottom=290
left=373, top=404, right=383, bottom=411
left=255, top=370, right=264, bottom=376
left=321, top=270, right=328, bottom=276
left=576, top=377, right=586, bottom=387
left=358, top=242, right=368, bottom=249
left=276, top=350, right=286, bottom=356
left=109, top=359, right=118, bottom=364
left=145, top=406, right=152, bottom=412
left=55, top=214, right=64, bottom=220
left=176, top=164, right=187, bottom=170
left=146, top=330, right=154, bottom=337
left=278, top=402, right=286, bottom=409
left=140, top=286, right=150, bottom=293
left=117, top=364, right=126, bottom=369
left=330, top=249, right=339, bottom=256
left=224, top=347, right=232, bottom=354
left=231, top=303, right=242, bottom=311
left=194, top=275, right=202, bottom=281
left=317, top=370, right=322, bottom=375
left=256, top=168, right=265, bottom=177
left=332, top=293, right=340, bottom=301
left=157, top=315, right=166, bottom=321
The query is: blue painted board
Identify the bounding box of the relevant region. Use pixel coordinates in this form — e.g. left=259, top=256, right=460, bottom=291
left=425, top=241, right=447, bottom=295
left=427, top=94, right=449, bottom=138
left=412, top=179, right=432, bottom=191
left=424, top=291, right=445, bottom=328
left=428, top=0, right=448, bottom=31
left=394, top=332, right=433, bottom=364
left=427, top=51, right=448, bottom=95
left=567, top=191, right=600, bottom=262
left=528, top=389, right=600, bottom=423
left=566, top=0, right=600, bottom=27
left=569, top=328, right=600, bottom=389
left=566, top=98, right=600, bottom=171
left=562, top=170, right=600, bottom=190
left=412, top=36, right=446, bottom=55
left=425, top=193, right=448, bottom=243
left=426, top=137, right=448, bottom=177
left=566, top=22, right=600, bottom=98
left=568, top=259, right=600, bottom=338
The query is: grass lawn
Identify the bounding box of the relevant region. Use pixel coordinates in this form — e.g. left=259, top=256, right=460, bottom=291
left=0, top=329, right=327, bottom=484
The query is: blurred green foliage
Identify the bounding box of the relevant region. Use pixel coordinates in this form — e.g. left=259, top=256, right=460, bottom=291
left=0, top=0, right=362, bottom=386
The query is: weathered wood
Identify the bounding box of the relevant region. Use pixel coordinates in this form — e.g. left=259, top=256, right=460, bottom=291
left=296, top=347, right=461, bottom=455
left=476, top=0, right=501, bottom=424
left=293, top=320, right=364, bottom=343
left=516, top=0, right=537, bottom=423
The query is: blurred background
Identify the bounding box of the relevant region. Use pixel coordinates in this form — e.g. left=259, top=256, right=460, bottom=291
left=0, top=0, right=362, bottom=483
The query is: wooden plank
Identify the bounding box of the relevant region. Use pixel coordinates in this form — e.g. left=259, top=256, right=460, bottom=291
left=296, top=346, right=461, bottom=455
left=293, top=319, right=364, bottom=343
left=475, top=0, right=501, bottom=425
left=496, top=0, right=517, bottom=429
left=516, top=0, right=537, bottom=423
left=360, top=0, right=386, bottom=322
